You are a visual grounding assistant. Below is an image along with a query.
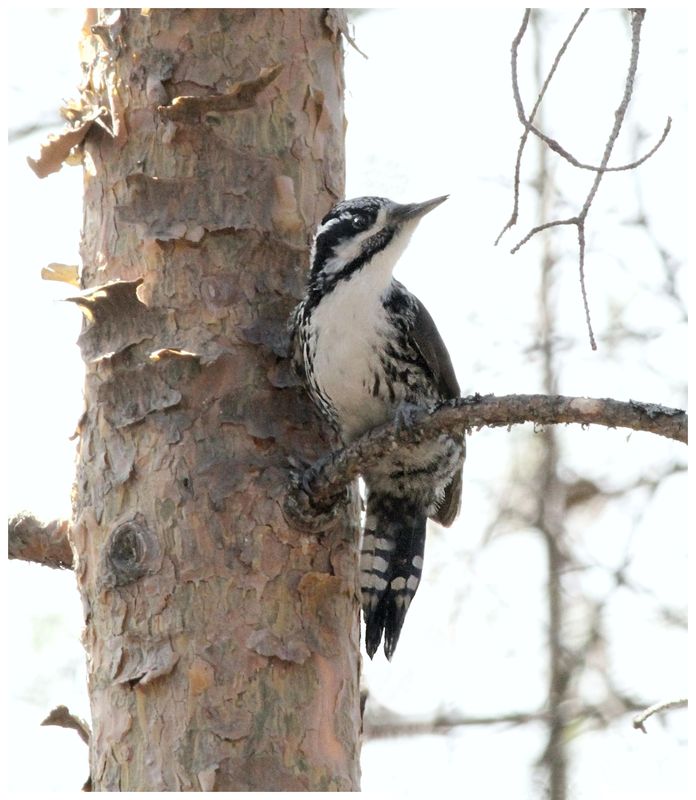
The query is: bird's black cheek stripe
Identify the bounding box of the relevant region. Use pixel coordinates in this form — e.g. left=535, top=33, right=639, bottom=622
left=309, top=228, right=398, bottom=299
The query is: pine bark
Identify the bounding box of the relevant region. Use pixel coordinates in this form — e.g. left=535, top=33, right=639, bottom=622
left=70, top=9, right=360, bottom=791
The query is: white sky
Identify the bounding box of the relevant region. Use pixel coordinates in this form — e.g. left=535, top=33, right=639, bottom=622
left=3, top=7, right=690, bottom=798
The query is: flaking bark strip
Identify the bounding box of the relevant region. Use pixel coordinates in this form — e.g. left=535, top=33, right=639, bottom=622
left=219, top=387, right=316, bottom=440
left=149, top=348, right=201, bottom=362
left=241, top=316, right=292, bottom=357
left=27, top=108, right=105, bottom=179
left=195, top=453, right=273, bottom=513
left=323, top=10, right=367, bottom=58
left=41, top=705, right=91, bottom=745
left=102, top=430, right=136, bottom=486
left=158, top=64, right=283, bottom=122
left=246, top=628, right=311, bottom=664
left=116, top=157, right=275, bottom=241
left=89, top=8, right=124, bottom=50
left=298, top=572, right=351, bottom=658
left=67, top=279, right=167, bottom=363
left=41, top=263, right=81, bottom=286
left=98, top=365, right=182, bottom=428
left=112, top=639, right=180, bottom=687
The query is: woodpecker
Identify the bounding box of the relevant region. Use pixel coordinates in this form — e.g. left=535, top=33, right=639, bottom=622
left=290, top=195, right=465, bottom=660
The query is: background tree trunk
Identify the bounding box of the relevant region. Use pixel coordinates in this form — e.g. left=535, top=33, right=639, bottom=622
left=71, top=9, right=360, bottom=791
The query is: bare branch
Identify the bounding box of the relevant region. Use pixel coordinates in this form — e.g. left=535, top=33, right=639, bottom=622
left=364, top=696, right=653, bottom=741
left=8, top=513, right=73, bottom=569
left=364, top=710, right=543, bottom=740
left=510, top=216, right=578, bottom=254
left=579, top=10, right=645, bottom=212
left=576, top=223, right=596, bottom=349
left=520, top=116, right=671, bottom=177
left=284, top=394, right=687, bottom=527
left=633, top=698, right=688, bottom=733
left=499, top=9, right=672, bottom=351
left=41, top=705, right=91, bottom=745
left=495, top=9, right=588, bottom=245
left=503, top=9, right=670, bottom=192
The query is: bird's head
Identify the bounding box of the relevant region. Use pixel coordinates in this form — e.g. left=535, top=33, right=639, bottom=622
left=308, top=195, right=448, bottom=292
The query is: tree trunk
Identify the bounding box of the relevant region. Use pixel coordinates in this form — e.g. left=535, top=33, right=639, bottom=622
left=71, top=9, right=360, bottom=791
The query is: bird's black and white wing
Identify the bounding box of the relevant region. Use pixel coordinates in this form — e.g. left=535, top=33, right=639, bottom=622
left=409, top=294, right=464, bottom=527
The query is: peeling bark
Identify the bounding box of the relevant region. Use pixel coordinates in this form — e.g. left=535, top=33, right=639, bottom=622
left=41, top=705, right=91, bottom=745
left=157, top=63, right=284, bottom=121
left=27, top=108, right=105, bottom=178
left=71, top=9, right=358, bottom=791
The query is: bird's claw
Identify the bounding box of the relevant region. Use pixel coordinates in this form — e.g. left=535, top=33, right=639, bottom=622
left=394, top=402, right=422, bottom=433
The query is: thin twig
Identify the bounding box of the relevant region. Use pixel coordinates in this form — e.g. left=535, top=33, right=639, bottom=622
left=364, top=710, right=543, bottom=740
left=576, top=223, right=595, bottom=349
left=365, top=697, right=654, bottom=741
left=510, top=216, right=578, bottom=254
left=496, top=9, right=588, bottom=245
left=520, top=116, right=671, bottom=176
left=500, top=9, right=671, bottom=351
left=579, top=11, right=646, bottom=215
left=576, top=8, right=644, bottom=348
left=632, top=698, right=688, bottom=733
left=499, top=7, right=669, bottom=238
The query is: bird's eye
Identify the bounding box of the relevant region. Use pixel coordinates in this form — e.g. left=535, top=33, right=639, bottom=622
left=352, top=214, right=367, bottom=230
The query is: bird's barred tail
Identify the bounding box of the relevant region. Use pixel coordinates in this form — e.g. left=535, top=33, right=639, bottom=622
left=360, top=493, right=427, bottom=660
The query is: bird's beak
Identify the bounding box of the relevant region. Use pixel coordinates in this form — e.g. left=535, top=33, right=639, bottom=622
left=388, top=195, right=448, bottom=224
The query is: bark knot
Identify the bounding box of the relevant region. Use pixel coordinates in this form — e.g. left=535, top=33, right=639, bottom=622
left=104, top=515, right=159, bottom=586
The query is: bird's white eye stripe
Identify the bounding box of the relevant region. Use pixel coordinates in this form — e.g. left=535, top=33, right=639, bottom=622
left=315, top=209, right=375, bottom=239
left=315, top=216, right=342, bottom=237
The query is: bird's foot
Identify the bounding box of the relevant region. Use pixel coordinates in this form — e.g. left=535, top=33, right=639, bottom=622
left=284, top=454, right=351, bottom=534
left=394, top=401, right=439, bottom=437
left=394, top=402, right=422, bottom=433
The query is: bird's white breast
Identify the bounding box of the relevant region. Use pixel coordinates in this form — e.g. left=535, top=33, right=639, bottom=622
left=309, top=263, right=400, bottom=442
